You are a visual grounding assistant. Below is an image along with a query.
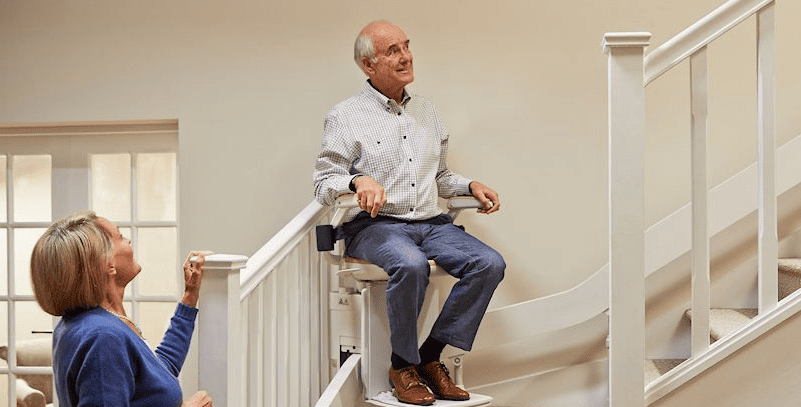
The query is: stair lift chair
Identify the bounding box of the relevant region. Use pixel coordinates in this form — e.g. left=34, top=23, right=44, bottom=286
left=317, top=193, right=493, bottom=407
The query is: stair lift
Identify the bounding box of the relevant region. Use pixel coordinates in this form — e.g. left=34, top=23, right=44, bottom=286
left=317, top=194, right=493, bottom=407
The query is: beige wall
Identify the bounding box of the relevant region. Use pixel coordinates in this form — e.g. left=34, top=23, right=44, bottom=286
left=2, top=0, right=799, bottom=312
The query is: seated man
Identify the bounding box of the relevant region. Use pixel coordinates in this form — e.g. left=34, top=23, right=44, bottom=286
left=313, top=20, right=505, bottom=406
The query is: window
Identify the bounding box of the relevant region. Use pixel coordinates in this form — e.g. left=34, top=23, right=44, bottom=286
left=0, top=120, right=178, bottom=407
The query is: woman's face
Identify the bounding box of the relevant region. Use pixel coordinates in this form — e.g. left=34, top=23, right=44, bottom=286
left=96, top=217, right=141, bottom=284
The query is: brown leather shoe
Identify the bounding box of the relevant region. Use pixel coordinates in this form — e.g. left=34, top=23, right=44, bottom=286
left=388, top=366, right=436, bottom=405
left=417, top=361, right=470, bottom=401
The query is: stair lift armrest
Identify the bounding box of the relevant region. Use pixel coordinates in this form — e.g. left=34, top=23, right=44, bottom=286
left=332, top=193, right=358, bottom=225
left=333, top=193, right=482, bottom=223
left=446, top=196, right=483, bottom=220
left=334, top=193, right=359, bottom=209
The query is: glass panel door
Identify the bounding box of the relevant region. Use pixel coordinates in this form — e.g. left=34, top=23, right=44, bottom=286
left=0, top=121, right=178, bottom=407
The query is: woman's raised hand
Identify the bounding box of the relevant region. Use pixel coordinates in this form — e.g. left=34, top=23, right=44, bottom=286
left=182, top=390, right=212, bottom=407
left=181, top=251, right=213, bottom=308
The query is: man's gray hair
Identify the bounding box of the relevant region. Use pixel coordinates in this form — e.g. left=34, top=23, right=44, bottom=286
left=354, top=33, right=376, bottom=74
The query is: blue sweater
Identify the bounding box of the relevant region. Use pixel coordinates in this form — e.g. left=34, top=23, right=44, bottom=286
left=53, top=303, right=197, bottom=407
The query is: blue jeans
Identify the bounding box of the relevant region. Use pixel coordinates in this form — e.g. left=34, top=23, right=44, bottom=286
left=346, top=214, right=505, bottom=365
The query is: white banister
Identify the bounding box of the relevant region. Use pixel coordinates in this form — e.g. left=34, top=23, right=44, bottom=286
left=197, top=253, right=248, bottom=407
left=644, top=0, right=775, bottom=85
left=690, top=46, right=711, bottom=356
left=603, top=31, right=650, bottom=407
left=757, top=3, right=778, bottom=313
left=240, top=201, right=327, bottom=300
left=606, top=0, right=779, bottom=403
left=205, top=201, right=331, bottom=406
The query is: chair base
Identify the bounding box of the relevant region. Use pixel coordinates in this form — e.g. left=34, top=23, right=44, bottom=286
left=367, top=391, right=493, bottom=407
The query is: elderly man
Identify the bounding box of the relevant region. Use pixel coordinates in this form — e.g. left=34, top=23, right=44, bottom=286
left=314, top=21, right=505, bottom=405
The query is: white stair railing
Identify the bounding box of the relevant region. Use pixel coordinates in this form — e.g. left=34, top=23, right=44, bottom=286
left=197, top=201, right=333, bottom=407
left=605, top=0, right=777, bottom=405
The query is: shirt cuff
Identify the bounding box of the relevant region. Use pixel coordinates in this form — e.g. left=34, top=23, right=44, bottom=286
left=457, top=178, right=473, bottom=196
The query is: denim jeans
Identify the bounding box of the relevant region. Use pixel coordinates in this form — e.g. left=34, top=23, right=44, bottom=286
left=346, top=215, right=505, bottom=365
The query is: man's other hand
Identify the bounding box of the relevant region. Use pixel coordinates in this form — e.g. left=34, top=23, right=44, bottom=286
left=469, top=181, right=500, bottom=214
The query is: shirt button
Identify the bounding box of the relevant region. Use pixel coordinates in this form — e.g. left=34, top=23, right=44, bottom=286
left=403, top=136, right=407, bottom=139
left=411, top=183, right=415, bottom=187
left=410, top=208, right=414, bottom=212
left=409, top=158, right=412, bottom=162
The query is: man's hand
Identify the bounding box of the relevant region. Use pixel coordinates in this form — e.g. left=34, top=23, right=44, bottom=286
left=354, top=176, right=386, bottom=218
left=469, top=181, right=500, bottom=214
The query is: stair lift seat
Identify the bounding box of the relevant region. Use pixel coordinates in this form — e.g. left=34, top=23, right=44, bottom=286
left=318, top=194, right=493, bottom=407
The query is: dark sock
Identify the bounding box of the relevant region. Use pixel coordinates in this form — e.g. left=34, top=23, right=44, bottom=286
left=418, top=336, right=446, bottom=366
left=391, top=352, right=413, bottom=371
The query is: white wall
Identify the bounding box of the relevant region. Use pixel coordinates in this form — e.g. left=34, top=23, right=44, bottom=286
left=2, top=0, right=800, bottom=311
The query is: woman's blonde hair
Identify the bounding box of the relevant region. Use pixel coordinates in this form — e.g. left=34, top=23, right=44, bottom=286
left=30, top=211, right=112, bottom=316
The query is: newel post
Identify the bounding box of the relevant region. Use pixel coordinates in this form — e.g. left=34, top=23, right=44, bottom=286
left=603, top=32, right=650, bottom=407
left=197, top=253, right=249, bottom=407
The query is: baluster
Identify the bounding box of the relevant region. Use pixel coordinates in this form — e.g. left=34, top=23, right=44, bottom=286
left=269, top=265, right=279, bottom=407
left=757, top=2, right=778, bottom=314
left=690, top=46, right=711, bottom=356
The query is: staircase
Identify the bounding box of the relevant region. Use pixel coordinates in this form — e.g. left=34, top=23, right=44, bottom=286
left=189, top=1, right=797, bottom=406
left=645, top=258, right=801, bottom=385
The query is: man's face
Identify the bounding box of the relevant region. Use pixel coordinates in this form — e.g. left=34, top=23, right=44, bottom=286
left=364, top=23, right=414, bottom=97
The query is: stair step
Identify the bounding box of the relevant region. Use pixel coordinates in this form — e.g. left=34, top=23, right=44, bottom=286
left=779, top=258, right=801, bottom=299
left=644, top=359, right=685, bottom=384
left=778, top=258, right=801, bottom=274
left=647, top=259, right=801, bottom=385
left=684, top=308, right=757, bottom=341
left=653, top=308, right=757, bottom=384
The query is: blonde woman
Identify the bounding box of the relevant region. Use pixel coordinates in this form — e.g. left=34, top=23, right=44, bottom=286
left=31, top=211, right=213, bottom=407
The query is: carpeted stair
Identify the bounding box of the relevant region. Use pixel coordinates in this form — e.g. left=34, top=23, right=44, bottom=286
left=644, top=258, right=801, bottom=384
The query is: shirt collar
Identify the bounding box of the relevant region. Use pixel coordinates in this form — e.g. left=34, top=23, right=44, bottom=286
left=364, top=80, right=411, bottom=108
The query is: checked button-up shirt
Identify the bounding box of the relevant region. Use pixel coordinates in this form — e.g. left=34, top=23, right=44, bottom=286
left=314, top=81, right=472, bottom=223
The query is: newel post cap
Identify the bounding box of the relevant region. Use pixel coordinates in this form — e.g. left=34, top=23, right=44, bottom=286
left=200, top=253, right=249, bottom=272
left=602, top=32, right=652, bottom=54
